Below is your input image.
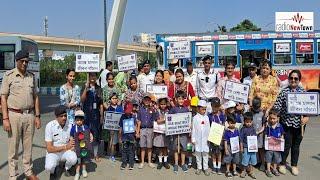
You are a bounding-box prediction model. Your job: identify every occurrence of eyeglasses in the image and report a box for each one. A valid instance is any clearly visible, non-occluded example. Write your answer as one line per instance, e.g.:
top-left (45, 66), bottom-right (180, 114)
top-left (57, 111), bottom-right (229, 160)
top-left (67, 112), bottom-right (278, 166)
top-left (289, 77), bottom-right (299, 81)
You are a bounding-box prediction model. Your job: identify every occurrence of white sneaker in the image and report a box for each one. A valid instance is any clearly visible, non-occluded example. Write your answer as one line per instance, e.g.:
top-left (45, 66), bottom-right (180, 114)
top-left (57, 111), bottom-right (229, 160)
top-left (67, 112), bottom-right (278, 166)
top-left (291, 166), bottom-right (299, 176)
top-left (148, 163), bottom-right (155, 169)
top-left (279, 165), bottom-right (287, 174)
top-left (82, 169), bottom-right (88, 178)
top-left (138, 163), bottom-right (144, 169)
top-left (74, 173), bottom-right (80, 180)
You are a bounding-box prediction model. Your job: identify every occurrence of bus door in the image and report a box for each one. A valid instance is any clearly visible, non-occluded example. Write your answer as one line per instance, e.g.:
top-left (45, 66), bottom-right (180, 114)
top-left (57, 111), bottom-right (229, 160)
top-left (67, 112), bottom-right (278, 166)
top-left (238, 39), bottom-right (273, 81)
top-left (239, 49), bottom-right (271, 80)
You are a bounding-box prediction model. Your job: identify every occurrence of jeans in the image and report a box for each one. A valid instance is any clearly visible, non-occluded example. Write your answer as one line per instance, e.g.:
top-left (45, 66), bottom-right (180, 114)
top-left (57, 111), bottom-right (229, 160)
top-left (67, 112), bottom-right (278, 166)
top-left (281, 125), bottom-right (303, 166)
top-left (122, 141), bottom-right (135, 167)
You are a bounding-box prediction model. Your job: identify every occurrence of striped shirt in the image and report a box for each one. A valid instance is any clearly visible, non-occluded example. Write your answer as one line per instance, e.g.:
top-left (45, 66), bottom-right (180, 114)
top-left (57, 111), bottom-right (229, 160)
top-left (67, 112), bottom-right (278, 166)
top-left (273, 86), bottom-right (304, 128)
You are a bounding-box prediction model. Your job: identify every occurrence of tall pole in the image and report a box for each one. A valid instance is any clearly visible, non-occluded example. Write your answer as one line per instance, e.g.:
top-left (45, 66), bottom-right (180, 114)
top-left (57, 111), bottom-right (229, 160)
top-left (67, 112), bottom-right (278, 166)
top-left (104, 0), bottom-right (108, 62)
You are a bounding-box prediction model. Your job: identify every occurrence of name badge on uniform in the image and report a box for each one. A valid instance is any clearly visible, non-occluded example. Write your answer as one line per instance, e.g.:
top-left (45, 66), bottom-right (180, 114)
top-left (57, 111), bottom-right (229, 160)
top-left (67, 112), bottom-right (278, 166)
top-left (93, 103), bottom-right (97, 109)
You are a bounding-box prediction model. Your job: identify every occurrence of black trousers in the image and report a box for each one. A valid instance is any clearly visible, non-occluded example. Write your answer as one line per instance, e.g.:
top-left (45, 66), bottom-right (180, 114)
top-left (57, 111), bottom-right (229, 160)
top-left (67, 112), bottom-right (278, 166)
top-left (122, 141), bottom-right (135, 167)
top-left (281, 125), bottom-right (303, 166)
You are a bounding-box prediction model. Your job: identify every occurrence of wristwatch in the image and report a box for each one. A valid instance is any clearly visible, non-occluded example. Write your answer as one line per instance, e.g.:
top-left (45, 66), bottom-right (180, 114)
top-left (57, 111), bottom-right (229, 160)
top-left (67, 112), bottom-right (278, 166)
top-left (35, 114), bottom-right (41, 118)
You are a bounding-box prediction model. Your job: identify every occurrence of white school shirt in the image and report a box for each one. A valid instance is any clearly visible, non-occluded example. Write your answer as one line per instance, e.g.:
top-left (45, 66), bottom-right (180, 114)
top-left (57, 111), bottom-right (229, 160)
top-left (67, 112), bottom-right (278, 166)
top-left (99, 69), bottom-right (110, 88)
top-left (192, 113), bottom-right (210, 152)
top-left (45, 120), bottom-right (72, 147)
top-left (243, 75), bottom-right (255, 87)
top-left (184, 70), bottom-right (198, 95)
top-left (138, 72), bottom-right (155, 93)
top-left (197, 68), bottom-right (221, 100)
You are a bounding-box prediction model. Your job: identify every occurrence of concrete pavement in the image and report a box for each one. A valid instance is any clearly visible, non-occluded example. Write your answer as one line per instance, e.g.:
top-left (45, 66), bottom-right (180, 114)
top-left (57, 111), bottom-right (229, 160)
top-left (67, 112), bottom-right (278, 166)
top-left (0, 95), bottom-right (319, 180)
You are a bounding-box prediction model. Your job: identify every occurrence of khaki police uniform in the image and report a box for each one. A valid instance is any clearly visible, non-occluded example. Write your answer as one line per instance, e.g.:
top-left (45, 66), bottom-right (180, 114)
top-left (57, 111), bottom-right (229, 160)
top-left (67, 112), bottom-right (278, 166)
top-left (44, 120), bottom-right (77, 174)
top-left (0, 68), bottom-right (37, 179)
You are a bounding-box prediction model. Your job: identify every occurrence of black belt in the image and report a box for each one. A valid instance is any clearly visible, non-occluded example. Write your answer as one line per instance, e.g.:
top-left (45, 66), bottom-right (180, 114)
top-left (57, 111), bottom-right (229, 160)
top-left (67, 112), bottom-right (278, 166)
top-left (8, 108), bottom-right (34, 114)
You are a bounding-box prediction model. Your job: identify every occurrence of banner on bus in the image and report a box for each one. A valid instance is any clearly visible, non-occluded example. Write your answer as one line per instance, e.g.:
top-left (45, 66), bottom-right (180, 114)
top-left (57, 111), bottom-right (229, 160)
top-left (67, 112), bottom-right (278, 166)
top-left (224, 81), bottom-right (250, 104)
top-left (287, 92), bottom-right (319, 115)
top-left (168, 41), bottom-right (191, 59)
top-left (165, 112), bottom-right (192, 136)
top-left (275, 12), bottom-right (314, 32)
top-left (117, 54), bottom-right (137, 72)
top-left (76, 54), bottom-right (100, 72)
top-left (275, 43), bottom-right (291, 53)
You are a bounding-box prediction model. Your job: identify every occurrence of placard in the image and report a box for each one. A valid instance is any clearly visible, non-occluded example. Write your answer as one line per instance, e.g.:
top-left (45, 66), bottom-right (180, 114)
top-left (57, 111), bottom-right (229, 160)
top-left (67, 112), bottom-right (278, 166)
top-left (153, 121), bottom-right (166, 134)
top-left (146, 84), bottom-right (168, 100)
top-left (117, 54), bottom-right (137, 71)
top-left (208, 122), bottom-right (225, 145)
top-left (264, 137), bottom-right (285, 152)
top-left (275, 43), bottom-right (291, 53)
top-left (230, 136), bottom-right (240, 154)
top-left (103, 112), bottom-right (122, 130)
top-left (168, 41), bottom-right (191, 59)
top-left (75, 54), bottom-right (100, 72)
top-left (197, 45), bottom-right (213, 55)
top-left (165, 112), bottom-right (192, 136)
top-left (247, 136), bottom-right (258, 152)
top-left (287, 92), bottom-right (319, 115)
top-left (224, 81), bottom-right (250, 104)
top-left (123, 118), bottom-right (135, 134)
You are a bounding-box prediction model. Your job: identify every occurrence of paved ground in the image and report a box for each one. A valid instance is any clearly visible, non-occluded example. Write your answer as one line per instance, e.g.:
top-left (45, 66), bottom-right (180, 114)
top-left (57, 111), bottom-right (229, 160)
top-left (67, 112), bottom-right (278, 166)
top-left (0, 95), bottom-right (319, 180)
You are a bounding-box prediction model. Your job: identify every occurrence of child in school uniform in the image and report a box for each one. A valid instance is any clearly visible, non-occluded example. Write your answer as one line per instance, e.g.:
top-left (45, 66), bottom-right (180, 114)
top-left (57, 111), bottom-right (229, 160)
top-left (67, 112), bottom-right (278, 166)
top-left (224, 114), bottom-right (241, 178)
top-left (131, 100), bottom-right (140, 162)
top-left (264, 109), bottom-right (284, 177)
top-left (192, 100), bottom-right (211, 176)
top-left (240, 112), bottom-right (257, 179)
top-left (70, 110), bottom-right (93, 180)
top-left (223, 100), bottom-right (236, 128)
top-left (119, 102), bottom-right (137, 170)
top-left (251, 97), bottom-right (266, 171)
top-left (105, 92), bottom-right (123, 162)
top-left (153, 98), bottom-right (170, 170)
top-left (137, 93), bottom-right (159, 169)
top-left (208, 97), bottom-right (225, 175)
top-left (168, 90), bottom-right (190, 173)
top-left (235, 102), bottom-right (244, 126)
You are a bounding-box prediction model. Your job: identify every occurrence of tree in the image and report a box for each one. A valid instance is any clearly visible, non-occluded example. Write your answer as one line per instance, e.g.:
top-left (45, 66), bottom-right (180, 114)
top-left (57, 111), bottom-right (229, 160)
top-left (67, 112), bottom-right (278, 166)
top-left (218, 25), bottom-right (227, 33)
top-left (230, 19), bottom-right (261, 32)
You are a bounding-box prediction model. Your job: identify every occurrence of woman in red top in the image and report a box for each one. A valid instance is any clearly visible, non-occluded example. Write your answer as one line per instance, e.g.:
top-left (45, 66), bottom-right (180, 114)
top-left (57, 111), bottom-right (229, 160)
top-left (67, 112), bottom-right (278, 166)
top-left (168, 68), bottom-right (196, 107)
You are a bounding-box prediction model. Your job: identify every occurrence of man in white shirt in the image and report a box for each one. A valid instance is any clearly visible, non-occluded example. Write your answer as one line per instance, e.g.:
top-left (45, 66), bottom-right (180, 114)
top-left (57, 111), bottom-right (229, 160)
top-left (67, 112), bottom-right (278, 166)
top-left (184, 60), bottom-right (198, 95)
top-left (45, 105), bottom-right (77, 179)
top-left (99, 61), bottom-right (113, 88)
top-left (242, 62), bottom-right (257, 87)
top-left (197, 55), bottom-right (221, 112)
top-left (137, 60), bottom-right (155, 92)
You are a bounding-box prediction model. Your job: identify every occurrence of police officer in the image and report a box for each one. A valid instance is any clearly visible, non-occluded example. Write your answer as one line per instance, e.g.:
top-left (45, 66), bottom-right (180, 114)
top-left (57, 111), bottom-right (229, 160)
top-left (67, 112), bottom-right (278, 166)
top-left (197, 55), bottom-right (221, 113)
top-left (45, 105), bottom-right (77, 179)
top-left (1, 50), bottom-right (41, 180)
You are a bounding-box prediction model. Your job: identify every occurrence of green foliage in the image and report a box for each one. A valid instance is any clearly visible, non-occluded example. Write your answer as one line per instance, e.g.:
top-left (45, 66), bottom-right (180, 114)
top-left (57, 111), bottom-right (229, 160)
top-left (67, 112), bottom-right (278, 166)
top-left (40, 54), bottom-right (87, 87)
top-left (230, 19), bottom-right (261, 32)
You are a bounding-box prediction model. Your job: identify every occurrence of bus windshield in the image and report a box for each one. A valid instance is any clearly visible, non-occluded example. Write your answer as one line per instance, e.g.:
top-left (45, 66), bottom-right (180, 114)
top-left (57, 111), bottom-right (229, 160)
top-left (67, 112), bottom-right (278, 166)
top-left (21, 40), bottom-right (39, 62)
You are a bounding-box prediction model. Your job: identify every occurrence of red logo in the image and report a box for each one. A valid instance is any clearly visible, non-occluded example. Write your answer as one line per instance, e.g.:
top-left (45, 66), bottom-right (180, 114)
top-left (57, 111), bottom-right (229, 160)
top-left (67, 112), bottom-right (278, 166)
top-left (291, 13), bottom-right (304, 23)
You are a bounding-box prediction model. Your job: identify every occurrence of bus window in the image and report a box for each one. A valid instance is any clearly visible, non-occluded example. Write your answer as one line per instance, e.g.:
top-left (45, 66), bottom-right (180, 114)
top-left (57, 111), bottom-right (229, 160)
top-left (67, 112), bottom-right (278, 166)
top-left (195, 42), bottom-right (214, 67)
top-left (0, 44), bottom-right (15, 70)
top-left (218, 43), bottom-right (237, 67)
top-left (296, 41), bottom-right (314, 64)
top-left (21, 40), bottom-right (39, 62)
top-left (273, 42), bottom-right (292, 64)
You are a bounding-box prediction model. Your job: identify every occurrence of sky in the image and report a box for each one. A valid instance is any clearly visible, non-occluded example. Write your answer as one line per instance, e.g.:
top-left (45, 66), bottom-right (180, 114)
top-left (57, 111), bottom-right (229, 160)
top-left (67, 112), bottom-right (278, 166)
top-left (0, 0), bottom-right (319, 43)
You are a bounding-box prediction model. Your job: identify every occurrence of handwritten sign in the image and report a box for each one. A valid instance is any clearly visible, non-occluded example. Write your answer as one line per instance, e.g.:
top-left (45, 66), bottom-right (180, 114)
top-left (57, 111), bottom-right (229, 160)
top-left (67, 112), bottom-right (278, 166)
top-left (76, 54), bottom-right (100, 72)
top-left (153, 121), bottom-right (166, 134)
top-left (103, 112), bottom-right (122, 130)
top-left (123, 118), bottom-right (135, 134)
top-left (146, 84), bottom-right (168, 100)
top-left (247, 136), bottom-right (258, 152)
top-left (230, 136), bottom-right (240, 154)
top-left (165, 112), bottom-right (192, 136)
top-left (117, 54), bottom-right (137, 72)
top-left (287, 92), bottom-right (319, 115)
top-left (224, 81), bottom-right (250, 104)
top-left (208, 122), bottom-right (225, 145)
top-left (168, 41), bottom-right (191, 59)
top-left (264, 137), bottom-right (285, 152)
